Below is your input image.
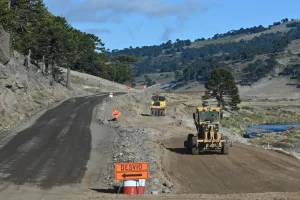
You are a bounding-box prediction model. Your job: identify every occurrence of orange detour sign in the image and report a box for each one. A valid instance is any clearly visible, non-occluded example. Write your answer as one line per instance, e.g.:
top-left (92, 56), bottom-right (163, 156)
top-left (115, 162), bottom-right (149, 181)
top-left (112, 109), bottom-right (121, 119)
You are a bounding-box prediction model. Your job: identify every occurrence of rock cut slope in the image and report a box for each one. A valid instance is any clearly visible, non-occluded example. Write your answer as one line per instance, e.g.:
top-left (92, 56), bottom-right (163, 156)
top-left (0, 50), bottom-right (132, 133)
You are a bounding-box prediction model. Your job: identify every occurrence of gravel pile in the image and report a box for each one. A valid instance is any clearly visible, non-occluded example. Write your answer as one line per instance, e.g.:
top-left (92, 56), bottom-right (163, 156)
top-left (221, 128), bottom-right (249, 145)
top-left (94, 101), bottom-right (173, 194)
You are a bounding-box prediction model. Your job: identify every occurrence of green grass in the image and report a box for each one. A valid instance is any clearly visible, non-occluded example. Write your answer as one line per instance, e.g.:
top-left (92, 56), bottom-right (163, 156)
top-left (189, 22), bottom-right (293, 49)
top-left (135, 72), bottom-right (175, 86)
top-left (249, 130), bottom-right (300, 148)
top-left (222, 105), bottom-right (300, 134)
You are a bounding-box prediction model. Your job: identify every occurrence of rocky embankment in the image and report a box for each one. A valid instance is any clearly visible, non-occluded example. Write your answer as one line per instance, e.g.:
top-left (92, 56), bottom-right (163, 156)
top-left (0, 26), bottom-right (127, 133)
top-left (93, 97), bottom-right (173, 194)
top-left (0, 53), bottom-right (90, 132)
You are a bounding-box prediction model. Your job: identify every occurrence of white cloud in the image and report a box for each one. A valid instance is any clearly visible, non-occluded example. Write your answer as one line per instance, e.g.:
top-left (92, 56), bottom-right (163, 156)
top-left (44, 0), bottom-right (211, 43)
top-left (84, 28), bottom-right (111, 34)
top-left (45, 0), bottom-right (208, 24)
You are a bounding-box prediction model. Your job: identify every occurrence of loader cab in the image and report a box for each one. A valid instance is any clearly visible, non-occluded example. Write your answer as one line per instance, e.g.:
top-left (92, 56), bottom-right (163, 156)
top-left (151, 95), bottom-right (165, 102)
top-left (150, 95), bottom-right (167, 116)
top-left (151, 95), bottom-right (166, 106)
top-left (194, 107), bottom-right (222, 124)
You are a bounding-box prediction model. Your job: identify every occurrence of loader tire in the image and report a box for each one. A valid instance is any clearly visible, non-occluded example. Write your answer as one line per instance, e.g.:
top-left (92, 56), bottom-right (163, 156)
top-left (198, 142), bottom-right (205, 154)
top-left (191, 136), bottom-right (199, 155)
top-left (221, 136), bottom-right (229, 155)
top-left (151, 110), bottom-right (154, 116)
top-left (159, 110), bottom-right (163, 116)
top-left (192, 148), bottom-right (199, 155)
top-left (187, 134), bottom-right (194, 153)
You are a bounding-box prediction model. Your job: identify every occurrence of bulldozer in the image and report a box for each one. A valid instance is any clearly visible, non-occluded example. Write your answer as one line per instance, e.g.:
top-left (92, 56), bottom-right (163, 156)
top-left (150, 95), bottom-right (166, 116)
top-left (184, 106), bottom-right (230, 155)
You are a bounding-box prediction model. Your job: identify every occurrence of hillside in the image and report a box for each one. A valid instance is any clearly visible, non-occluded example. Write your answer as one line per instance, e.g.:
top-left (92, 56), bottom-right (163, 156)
top-left (0, 49), bottom-right (129, 133)
top-left (0, 0), bottom-right (135, 85)
top-left (0, 1), bottom-right (134, 132)
top-left (112, 18), bottom-right (300, 90)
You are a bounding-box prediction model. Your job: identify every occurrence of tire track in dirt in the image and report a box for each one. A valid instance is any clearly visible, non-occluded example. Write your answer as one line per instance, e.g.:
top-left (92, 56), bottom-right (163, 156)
top-left (226, 155), bottom-right (283, 191)
top-left (163, 137), bottom-right (300, 194)
top-left (198, 156), bottom-right (235, 193)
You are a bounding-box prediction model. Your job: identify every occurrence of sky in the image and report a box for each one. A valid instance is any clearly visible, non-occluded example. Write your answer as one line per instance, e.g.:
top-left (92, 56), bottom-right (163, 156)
top-left (44, 0), bottom-right (300, 50)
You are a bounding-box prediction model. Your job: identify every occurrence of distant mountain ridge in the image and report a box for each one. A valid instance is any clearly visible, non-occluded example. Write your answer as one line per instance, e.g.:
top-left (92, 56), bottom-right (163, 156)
top-left (111, 18), bottom-right (300, 88)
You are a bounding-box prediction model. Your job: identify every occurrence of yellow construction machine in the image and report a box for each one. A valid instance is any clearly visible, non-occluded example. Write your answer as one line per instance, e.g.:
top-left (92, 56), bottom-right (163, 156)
top-left (184, 106), bottom-right (230, 155)
top-left (150, 95), bottom-right (166, 116)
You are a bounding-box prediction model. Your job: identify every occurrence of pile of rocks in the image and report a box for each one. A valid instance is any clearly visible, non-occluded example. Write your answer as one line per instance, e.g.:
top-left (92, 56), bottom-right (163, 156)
top-left (94, 101), bottom-right (173, 194)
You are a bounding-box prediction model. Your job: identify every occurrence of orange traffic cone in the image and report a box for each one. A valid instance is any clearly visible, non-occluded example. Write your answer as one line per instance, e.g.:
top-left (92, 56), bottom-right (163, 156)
top-left (112, 109), bottom-right (121, 120)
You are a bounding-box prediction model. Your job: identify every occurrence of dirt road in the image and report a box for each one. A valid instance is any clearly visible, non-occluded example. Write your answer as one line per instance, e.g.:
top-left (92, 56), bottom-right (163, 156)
top-left (1, 92), bottom-right (300, 200)
top-left (117, 94), bottom-right (300, 196)
top-left (164, 137), bottom-right (300, 194)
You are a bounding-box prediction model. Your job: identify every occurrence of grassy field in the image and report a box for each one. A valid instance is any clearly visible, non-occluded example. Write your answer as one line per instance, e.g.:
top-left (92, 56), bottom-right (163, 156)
top-left (134, 72), bottom-right (175, 88)
top-left (221, 99), bottom-right (300, 149)
top-left (189, 22), bottom-right (294, 48)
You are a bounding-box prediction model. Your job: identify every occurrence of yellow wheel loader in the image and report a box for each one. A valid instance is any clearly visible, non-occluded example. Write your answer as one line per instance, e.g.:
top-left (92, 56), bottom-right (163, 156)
top-left (184, 107), bottom-right (230, 155)
top-left (150, 95), bottom-right (166, 116)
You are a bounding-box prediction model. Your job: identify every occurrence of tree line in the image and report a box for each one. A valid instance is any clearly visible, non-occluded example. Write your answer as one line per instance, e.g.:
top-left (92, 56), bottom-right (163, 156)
top-left (113, 18), bottom-right (295, 58)
top-left (114, 19), bottom-right (300, 84)
top-left (111, 18), bottom-right (300, 84)
top-left (0, 0), bottom-right (137, 84)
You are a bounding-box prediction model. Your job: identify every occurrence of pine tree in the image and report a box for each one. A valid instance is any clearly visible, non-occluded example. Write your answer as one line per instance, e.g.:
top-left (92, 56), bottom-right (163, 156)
top-left (202, 68), bottom-right (241, 111)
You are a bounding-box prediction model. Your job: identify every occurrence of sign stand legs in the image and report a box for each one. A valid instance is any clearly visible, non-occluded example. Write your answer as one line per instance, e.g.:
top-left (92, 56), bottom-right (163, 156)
top-left (117, 185), bottom-right (122, 194)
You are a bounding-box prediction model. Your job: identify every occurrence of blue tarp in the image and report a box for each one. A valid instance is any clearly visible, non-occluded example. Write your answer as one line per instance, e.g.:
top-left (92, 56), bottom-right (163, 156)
top-left (243, 123), bottom-right (300, 138)
top-left (248, 123), bottom-right (300, 132)
top-left (243, 132), bottom-right (258, 138)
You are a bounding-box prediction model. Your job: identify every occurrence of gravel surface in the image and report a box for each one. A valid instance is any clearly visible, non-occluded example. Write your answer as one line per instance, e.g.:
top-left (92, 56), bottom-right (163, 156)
top-left (93, 99), bottom-right (172, 194)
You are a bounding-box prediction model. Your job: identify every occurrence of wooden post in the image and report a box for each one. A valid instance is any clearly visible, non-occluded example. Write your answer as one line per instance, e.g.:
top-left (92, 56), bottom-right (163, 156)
top-left (28, 49), bottom-right (31, 67)
top-left (66, 67), bottom-right (71, 89)
top-left (25, 49), bottom-right (31, 69)
top-left (41, 55), bottom-right (45, 75)
top-left (51, 62), bottom-right (56, 86)
top-left (6, 1), bottom-right (12, 55)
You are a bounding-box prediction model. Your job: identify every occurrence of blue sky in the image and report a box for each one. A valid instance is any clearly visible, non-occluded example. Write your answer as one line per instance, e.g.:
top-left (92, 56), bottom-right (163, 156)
top-left (44, 0), bottom-right (300, 50)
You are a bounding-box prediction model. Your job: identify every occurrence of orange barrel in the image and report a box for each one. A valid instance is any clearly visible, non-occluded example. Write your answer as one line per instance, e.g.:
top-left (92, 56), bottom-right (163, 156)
top-left (123, 179), bottom-right (145, 195)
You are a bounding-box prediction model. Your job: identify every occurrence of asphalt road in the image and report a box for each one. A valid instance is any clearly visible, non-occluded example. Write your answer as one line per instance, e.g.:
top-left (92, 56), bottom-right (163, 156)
top-left (0, 94), bottom-right (110, 189)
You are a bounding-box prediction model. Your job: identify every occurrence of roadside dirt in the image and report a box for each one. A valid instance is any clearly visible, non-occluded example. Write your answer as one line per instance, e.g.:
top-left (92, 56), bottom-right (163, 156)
top-left (164, 138), bottom-right (300, 194)
top-left (1, 92), bottom-right (300, 200)
top-left (109, 93), bottom-right (300, 197)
